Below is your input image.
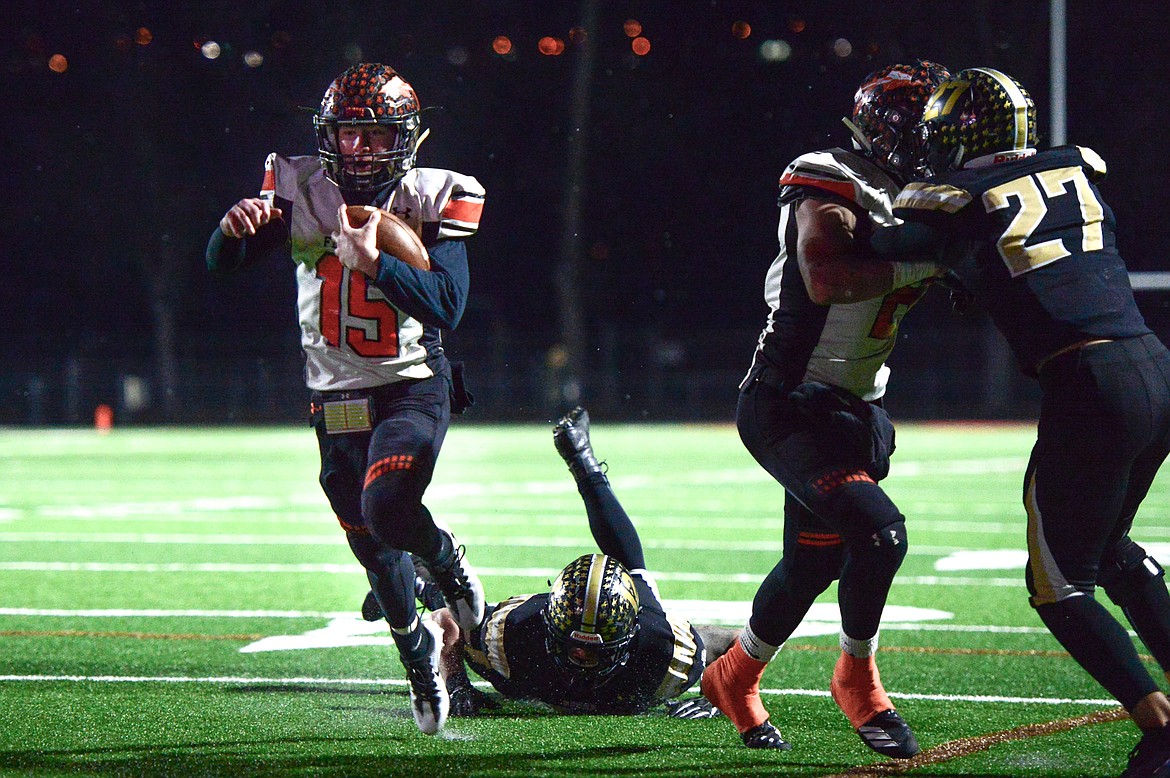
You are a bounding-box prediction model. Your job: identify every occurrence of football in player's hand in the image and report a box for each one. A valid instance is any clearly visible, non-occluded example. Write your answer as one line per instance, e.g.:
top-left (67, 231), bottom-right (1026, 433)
top-left (345, 205), bottom-right (430, 270)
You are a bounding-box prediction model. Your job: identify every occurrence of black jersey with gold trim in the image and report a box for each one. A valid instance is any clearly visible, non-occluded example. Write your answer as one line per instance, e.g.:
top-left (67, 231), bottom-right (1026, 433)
top-left (464, 572), bottom-right (703, 714)
top-left (892, 145), bottom-right (1150, 374)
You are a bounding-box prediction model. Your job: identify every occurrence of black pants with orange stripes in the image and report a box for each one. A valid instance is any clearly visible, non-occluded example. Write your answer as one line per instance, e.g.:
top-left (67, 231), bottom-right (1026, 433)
top-left (311, 371), bottom-right (451, 633)
top-left (1026, 333), bottom-right (1170, 710)
top-left (737, 365), bottom-right (907, 648)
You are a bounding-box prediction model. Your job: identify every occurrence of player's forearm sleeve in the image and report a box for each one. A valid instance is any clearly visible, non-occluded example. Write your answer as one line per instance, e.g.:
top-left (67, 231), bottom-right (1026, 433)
top-left (373, 239), bottom-right (469, 329)
top-left (206, 228), bottom-right (246, 276)
top-left (870, 222), bottom-right (945, 263)
top-left (205, 220), bottom-right (286, 276)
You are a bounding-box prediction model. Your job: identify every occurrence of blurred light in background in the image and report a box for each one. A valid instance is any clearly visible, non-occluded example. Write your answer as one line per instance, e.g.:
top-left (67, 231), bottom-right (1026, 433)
top-left (492, 35), bottom-right (512, 55)
top-left (538, 36), bottom-right (565, 55)
top-left (623, 19), bottom-right (642, 38)
top-left (632, 36), bottom-right (650, 55)
top-left (759, 39), bottom-right (792, 62)
top-left (569, 26), bottom-right (587, 45)
top-left (732, 21), bottom-right (752, 40)
top-left (243, 50), bottom-right (263, 68)
top-left (200, 41), bottom-right (221, 59)
top-left (832, 38), bottom-right (853, 57)
top-left (48, 54), bottom-right (68, 73)
top-left (446, 45), bottom-right (469, 66)
top-left (135, 27), bottom-right (152, 46)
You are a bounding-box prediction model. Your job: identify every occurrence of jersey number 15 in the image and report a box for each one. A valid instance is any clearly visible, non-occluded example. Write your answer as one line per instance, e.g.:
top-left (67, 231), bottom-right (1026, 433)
top-left (316, 255), bottom-right (400, 358)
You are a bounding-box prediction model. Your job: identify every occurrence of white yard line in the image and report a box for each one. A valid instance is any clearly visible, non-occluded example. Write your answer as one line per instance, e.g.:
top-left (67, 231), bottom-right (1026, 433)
top-left (0, 672), bottom-right (1117, 707)
top-left (0, 561), bottom-right (1023, 585)
top-left (0, 531), bottom-right (964, 556)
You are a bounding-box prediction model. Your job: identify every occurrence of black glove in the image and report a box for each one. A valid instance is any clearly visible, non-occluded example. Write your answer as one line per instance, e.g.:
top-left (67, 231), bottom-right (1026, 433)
top-left (447, 674), bottom-right (501, 716)
top-left (935, 269), bottom-right (975, 315)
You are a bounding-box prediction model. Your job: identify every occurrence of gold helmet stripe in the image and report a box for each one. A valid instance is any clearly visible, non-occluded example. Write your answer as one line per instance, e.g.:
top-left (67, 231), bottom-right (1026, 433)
top-left (971, 67), bottom-right (1030, 150)
top-left (580, 554), bottom-right (607, 633)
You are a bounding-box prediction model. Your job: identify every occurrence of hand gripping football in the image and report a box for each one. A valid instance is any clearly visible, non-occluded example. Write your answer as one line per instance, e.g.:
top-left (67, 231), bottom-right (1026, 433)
top-left (345, 205), bottom-right (430, 270)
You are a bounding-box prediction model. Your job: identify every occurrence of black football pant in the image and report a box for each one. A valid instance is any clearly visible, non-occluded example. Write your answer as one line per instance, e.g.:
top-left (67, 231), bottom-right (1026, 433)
top-left (313, 372), bottom-right (451, 636)
top-left (737, 369), bottom-right (907, 648)
top-left (1027, 334), bottom-right (1170, 710)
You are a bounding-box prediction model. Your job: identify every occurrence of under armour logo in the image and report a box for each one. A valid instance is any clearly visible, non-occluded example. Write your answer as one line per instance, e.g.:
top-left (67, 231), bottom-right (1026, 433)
top-left (391, 205), bottom-right (413, 220)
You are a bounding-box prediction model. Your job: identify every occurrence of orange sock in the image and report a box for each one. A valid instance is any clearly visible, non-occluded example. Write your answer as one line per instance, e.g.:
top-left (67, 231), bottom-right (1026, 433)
top-left (701, 639), bottom-right (770, 733)
top-left (830, 651), bottom-right (893, 729)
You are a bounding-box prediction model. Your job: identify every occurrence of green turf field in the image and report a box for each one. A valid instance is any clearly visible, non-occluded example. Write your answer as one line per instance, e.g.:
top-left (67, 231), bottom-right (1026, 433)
top-left (1, 421), bottom-right (1167, 776)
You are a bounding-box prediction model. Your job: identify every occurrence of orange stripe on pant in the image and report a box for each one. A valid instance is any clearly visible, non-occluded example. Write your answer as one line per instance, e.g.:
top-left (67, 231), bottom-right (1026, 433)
top-left (798, 531), bottom-right (843, 547)
top-left (810, 469), bottom-right (875, 496)
top-left (364, 454), bottom-right (415, 488)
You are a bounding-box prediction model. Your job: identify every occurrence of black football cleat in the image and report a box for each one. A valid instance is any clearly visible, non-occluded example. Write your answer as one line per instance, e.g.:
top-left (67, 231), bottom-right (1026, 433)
top-left (410, 553), bottom-right (448, 612)
top-left (1122, 726), bottom-right (1170, 778)
top-left (553, 406), bottom-right (603, 480)
top-left (856, 709), bottom-right (920, 759)
top-left (741, 720), bottom-right (792, 750)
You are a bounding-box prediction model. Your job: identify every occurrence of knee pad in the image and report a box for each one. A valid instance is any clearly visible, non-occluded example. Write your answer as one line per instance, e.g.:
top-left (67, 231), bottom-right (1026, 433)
top-left (361, 464), bottom-right (431, 552)
top-left (820, 481), bottom-right (907, 561)
top-left (857, 518), bottom-right (908, 573)
top-left (1101, 540), bottom-right (1165, 608)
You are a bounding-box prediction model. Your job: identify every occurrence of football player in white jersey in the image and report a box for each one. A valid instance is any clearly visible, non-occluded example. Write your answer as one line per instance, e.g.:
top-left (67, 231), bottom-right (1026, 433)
top-left (700, 61), bottom-right (950, 756)
top-left (206, 63), bottom-right (486, 736)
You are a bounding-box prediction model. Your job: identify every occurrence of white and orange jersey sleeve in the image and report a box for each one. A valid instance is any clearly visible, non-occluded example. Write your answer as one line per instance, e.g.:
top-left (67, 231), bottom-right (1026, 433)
top-left (386, 168), bottom-right (485, 245)
top-left (778, 148), bottom-right (901, 228)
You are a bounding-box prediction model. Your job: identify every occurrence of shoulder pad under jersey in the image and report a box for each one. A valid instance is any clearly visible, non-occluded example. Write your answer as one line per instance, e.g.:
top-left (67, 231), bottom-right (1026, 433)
top-left (394, 168), bottom-right (485, 241)
top-left (259, 154), bottom-right (322, 203)
top-left (779, 148), bottom-right (900, 215)
top-left (893, 179), bottom-right (974, 215)
top-left (1074, 145), bottom-right (1108, 182)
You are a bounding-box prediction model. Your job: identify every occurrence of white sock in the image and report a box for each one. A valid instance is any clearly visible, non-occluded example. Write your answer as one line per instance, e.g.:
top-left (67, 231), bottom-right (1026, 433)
top-left (739, 621), bottom-right (782, 663)
top-left (839, 629), bottom-right (879, 658)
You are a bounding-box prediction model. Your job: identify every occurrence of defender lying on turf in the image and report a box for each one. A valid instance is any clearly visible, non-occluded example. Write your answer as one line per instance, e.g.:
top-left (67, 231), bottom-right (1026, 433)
top-left (365, 407), bottom-right (738, 717)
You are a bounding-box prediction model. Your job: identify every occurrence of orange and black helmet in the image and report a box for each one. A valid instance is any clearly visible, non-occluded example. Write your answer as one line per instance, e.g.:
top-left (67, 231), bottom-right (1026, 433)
top-left (845, 60), bottom-right (952, 179)
top-left (313, 63), bottom-right (422, 194)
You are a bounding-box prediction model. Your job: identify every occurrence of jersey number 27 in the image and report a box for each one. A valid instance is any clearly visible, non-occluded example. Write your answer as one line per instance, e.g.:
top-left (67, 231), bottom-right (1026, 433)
top-left (982, 166), bottom-right (1105, 278)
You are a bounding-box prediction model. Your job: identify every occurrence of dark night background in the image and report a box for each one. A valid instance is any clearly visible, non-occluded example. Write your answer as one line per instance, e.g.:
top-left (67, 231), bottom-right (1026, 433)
top-left (5, 0), bottom-right (1169, 425)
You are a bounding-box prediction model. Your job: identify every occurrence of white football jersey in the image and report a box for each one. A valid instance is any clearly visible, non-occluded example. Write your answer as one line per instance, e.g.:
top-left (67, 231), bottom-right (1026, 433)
top-left (749, 148), bottom-right (929, 401)
top-left (259, 154), bottom-right (484, 391)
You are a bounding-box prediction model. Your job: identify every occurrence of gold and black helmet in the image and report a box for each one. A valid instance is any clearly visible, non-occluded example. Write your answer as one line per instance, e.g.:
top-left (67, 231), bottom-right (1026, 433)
top-left (920, 67), bottom-right (1037, 174)
top-left (543, 554), bottom-right (640, 678)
